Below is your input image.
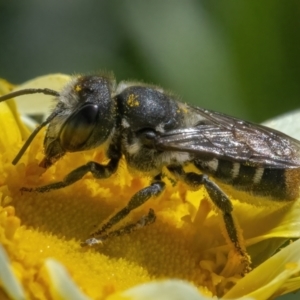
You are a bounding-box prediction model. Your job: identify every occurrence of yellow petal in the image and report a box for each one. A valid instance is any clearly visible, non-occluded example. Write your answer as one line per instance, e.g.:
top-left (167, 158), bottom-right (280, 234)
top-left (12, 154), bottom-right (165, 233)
top-left (0, 81), bottom-right (22, 151)
top-left (12, 74), bottom-right (70, 116)
top-left (0, 78), bottom-right (29, 141)
top-left (224, 239), bottom-right (300, 299)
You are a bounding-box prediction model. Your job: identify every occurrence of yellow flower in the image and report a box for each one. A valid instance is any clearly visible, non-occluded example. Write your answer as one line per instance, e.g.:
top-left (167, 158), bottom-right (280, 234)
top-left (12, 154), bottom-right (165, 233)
top-left (1, 75), bottom-right (300, 300)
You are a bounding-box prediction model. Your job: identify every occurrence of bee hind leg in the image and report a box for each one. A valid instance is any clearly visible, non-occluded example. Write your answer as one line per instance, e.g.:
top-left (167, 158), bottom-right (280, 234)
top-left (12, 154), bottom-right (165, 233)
top-left (167, 165), bottom-right (251, 274)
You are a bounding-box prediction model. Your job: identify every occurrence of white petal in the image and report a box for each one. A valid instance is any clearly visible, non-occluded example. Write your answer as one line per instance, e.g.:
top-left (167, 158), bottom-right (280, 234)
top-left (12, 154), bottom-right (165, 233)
top-left (0, 245), bottom-right (25, 300)
top-left (45, 259), bottom-right (91, 300)
top-left (119, 280), bottom-right (218, 300)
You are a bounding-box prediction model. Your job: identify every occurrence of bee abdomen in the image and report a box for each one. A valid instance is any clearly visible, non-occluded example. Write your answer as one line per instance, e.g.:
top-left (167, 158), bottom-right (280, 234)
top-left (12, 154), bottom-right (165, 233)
top-left (195, 159), bottom-right (300, 201)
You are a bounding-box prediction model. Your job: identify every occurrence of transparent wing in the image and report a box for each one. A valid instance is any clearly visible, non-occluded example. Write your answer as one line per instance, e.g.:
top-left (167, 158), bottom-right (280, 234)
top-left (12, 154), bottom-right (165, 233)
top-left (155, 107), bottom-right (300, 168)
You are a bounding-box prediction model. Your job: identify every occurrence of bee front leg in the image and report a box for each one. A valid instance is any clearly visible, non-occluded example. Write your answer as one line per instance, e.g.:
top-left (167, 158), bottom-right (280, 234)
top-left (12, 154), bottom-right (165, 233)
top-left (20, 158), bottom-right (119, 193)
top-left (168, 165), bottom-right (251, 274)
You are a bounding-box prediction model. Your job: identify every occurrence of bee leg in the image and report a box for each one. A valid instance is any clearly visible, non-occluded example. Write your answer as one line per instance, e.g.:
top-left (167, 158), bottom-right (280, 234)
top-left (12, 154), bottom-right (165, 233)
top-left (168, 165), bottom-right (251, 273)
top-left (89, 175), bottom-right (165, 238)
top-left (20, 158), bottom-right (119, 193)
top-left (82, 208), bottom-right (156, 247)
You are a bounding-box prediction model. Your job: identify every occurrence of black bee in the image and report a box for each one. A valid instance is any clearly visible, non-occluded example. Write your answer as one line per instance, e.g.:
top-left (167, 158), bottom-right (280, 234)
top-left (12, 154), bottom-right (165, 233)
top-left (1, 74), bottom-right (300, 272)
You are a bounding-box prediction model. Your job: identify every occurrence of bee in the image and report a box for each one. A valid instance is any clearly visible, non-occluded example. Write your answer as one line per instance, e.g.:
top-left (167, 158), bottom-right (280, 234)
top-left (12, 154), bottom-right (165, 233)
top-left (1, 74), bottom-right (300, 273)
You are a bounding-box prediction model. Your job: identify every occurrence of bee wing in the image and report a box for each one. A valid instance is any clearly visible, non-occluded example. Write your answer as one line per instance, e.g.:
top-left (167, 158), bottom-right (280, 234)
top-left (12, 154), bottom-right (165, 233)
top-left (155, 107), bottom-right (300, 168)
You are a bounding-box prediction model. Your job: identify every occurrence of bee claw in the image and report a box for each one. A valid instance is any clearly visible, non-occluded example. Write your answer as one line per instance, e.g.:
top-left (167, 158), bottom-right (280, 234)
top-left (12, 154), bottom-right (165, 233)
top-left (20, 187), bottom-right (33, 193)
top-left (81, 238), bottom-right (103, 247)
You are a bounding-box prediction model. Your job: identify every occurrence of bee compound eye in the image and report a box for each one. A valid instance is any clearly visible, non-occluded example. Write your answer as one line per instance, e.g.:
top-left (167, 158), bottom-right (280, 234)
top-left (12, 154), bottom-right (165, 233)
top-left (60, 104), bottom-right (99, 151)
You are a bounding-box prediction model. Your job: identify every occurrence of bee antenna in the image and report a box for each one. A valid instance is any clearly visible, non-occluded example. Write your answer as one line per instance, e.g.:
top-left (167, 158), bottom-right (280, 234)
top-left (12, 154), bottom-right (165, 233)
top-left (12, 110), bottom-right (59, 165)
top-left (0, 87), bottom-right (61, 165)
top-left (0, 88), bottom-right (60, 102)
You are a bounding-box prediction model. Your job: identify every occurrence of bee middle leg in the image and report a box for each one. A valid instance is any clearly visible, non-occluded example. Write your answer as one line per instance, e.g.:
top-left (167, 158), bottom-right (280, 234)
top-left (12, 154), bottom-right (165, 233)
top-left (87, 174), bottom-right (165, 240)
top-left (167, 165), bottom-right (251, 272)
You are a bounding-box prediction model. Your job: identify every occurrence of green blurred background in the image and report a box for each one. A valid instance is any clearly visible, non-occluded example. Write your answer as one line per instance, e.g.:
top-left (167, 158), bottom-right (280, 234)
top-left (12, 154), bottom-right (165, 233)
top-left (1, 0), bottom-right (300, 123)
top-left (0, 1), bottom-right (299, 298)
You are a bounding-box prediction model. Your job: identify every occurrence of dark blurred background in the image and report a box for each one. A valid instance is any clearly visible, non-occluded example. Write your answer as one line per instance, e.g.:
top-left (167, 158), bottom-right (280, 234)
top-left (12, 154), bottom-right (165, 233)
top-left (0, 0), bottom-right (300, 122)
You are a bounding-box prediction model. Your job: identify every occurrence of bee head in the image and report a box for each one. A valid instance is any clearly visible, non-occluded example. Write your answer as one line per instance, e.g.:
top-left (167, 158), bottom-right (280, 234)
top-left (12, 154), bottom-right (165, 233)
top-left (41, 75), bottom-right (117, 168)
